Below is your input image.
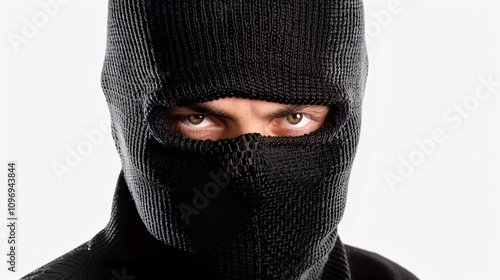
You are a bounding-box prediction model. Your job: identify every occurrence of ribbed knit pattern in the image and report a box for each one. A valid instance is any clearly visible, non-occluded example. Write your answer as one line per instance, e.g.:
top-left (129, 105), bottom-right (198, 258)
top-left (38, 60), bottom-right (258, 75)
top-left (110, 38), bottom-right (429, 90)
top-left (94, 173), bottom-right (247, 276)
top-left (19, 1), bottom-right (421, 279)
top-left (21, 173), bottom-right (419, 279)
top-left (20, 244), bottom-right (96, 280)
top-left (99, 1), bottom-right (367, 279)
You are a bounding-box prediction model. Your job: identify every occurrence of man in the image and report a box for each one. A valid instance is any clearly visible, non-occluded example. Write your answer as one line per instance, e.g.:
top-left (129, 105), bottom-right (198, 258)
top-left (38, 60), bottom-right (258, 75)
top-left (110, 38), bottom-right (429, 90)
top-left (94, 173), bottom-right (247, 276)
top-left (23, 0), bottom-right (418, 279)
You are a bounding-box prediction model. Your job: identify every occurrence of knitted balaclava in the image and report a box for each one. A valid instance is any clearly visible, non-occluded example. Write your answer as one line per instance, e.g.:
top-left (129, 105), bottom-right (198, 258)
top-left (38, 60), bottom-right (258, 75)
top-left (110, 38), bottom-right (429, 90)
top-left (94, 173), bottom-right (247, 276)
top-left (101, 0), bottom-right (367, 279)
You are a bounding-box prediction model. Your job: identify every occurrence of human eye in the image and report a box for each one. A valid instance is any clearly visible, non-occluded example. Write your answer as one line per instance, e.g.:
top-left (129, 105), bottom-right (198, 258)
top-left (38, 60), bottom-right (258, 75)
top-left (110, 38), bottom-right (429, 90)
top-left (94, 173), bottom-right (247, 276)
top-left (270, 112), bottom-right (318, 137)
top-left (184, 114), bottom-right (213, 128)
top-left (165, 113), bottom-right (217, 133)
top-left (163, 109), bottom-right (224, 140)
top-left (284, 113), bottom-right (311, 128)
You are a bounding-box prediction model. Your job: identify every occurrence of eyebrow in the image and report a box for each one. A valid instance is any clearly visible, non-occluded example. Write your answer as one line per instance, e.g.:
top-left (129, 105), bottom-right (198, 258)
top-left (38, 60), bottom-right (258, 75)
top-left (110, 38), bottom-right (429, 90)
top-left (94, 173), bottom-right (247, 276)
top-left (182, 103), bottom-right (314, 121)
top-left (183, 103), bottom-right (235, 120)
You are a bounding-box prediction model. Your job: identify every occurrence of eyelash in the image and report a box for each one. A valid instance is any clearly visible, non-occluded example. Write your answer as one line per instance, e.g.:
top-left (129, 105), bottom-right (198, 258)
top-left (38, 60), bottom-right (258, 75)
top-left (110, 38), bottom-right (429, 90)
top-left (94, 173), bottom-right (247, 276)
top-left (179, 113), bottom-right (315, 125)
top-left (164, 112), bottom-right (319, 137)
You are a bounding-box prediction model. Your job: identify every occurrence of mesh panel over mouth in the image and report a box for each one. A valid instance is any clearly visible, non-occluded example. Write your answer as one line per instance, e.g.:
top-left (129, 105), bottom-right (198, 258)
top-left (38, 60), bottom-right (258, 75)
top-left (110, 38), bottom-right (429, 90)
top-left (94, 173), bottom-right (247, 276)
top-left (140, 117), bottom-right (354, 278)
top-left (100, 1), bottom-right (367, 278)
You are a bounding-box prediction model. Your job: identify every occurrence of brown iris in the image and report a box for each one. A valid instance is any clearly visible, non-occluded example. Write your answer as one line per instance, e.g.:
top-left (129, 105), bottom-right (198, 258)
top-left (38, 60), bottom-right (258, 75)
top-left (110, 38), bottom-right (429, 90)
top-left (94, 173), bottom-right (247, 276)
top-left (187, 114), bottom-right (205, 125)
top-left (286, 113), bottom-right (303, 125)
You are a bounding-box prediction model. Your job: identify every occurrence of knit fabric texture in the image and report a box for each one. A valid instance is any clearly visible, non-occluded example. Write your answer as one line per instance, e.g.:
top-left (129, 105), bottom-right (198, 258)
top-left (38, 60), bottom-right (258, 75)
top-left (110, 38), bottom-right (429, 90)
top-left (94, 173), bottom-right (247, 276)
top-left (100, 0), bottom-right (366, 278)
top-left (22, 172), bottom-right (419, 279)
top-left (21, 0), bottom-right (417, 279)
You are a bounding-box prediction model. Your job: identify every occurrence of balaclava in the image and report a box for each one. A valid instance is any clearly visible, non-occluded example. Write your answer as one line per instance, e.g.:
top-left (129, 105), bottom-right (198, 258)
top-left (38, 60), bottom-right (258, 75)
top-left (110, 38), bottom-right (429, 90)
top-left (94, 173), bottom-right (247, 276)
top-left (101, 0), bottom-right (368, 279)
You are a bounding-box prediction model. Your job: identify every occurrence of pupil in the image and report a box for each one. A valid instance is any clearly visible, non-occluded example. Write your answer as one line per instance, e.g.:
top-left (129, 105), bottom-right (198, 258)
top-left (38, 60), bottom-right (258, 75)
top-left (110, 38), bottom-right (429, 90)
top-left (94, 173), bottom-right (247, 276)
top-left (188, 115), bottom-right (204, 125)
top-left (287, 113), bottom-right (303, 124)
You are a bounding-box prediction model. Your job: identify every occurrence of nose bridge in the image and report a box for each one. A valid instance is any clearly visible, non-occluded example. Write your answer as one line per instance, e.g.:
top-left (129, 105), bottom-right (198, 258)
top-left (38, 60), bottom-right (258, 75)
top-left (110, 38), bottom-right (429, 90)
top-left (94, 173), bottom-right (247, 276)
top-left (234, 124), bottom-right (267, 138)
top-left (226, 113), bottom-right (272, 138)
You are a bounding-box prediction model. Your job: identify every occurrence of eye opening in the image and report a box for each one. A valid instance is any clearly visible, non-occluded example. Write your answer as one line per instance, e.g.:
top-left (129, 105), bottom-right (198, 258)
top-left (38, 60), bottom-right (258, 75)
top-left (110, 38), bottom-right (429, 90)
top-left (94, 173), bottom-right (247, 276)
top-left (148, 100), bottom-right (350, 145)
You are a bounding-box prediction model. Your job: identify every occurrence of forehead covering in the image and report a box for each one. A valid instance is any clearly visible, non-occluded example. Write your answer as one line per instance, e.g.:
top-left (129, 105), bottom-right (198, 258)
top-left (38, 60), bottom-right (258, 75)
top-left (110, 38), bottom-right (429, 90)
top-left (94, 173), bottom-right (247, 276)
top-left (100, 1), bottom-right (367, 279)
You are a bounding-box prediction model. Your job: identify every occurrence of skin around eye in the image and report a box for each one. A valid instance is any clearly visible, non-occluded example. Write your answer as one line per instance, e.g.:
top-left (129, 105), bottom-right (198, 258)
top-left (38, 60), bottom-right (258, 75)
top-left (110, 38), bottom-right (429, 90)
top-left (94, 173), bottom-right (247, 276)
top-left (184, 113), bottom-right (311, 128)
top-left (168, 113), bottom-right (315, 138)
top-left (163, 98), bottom-right (330, 140)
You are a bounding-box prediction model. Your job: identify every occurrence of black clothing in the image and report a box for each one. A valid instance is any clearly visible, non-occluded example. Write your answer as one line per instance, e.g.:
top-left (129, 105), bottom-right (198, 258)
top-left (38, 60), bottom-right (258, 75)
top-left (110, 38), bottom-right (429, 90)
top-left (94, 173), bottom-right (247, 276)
top-left (24, 0), bottom-right (419, 278)
top-left (22, 173), bottom-right (419, 279)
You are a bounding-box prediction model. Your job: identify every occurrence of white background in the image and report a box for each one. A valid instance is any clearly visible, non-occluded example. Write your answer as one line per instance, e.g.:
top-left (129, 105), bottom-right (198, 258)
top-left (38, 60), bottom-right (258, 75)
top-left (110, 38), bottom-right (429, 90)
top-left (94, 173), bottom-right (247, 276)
top-left (1, 1), bottom-right (499, 279)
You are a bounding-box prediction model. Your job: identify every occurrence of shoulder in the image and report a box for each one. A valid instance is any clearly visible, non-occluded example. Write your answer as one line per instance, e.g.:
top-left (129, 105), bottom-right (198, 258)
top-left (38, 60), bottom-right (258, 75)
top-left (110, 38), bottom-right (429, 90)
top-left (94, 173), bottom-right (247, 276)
top-left (20, 242), bottom-right (99, 280)
top-left (344, 244), bottom-right (420, 280)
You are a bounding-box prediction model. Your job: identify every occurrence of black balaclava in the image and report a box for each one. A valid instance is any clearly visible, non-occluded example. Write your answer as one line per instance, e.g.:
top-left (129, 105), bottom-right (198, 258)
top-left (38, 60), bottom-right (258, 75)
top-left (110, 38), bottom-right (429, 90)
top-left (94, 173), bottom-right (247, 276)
top-left (101, 0), bottom-right (367, 279)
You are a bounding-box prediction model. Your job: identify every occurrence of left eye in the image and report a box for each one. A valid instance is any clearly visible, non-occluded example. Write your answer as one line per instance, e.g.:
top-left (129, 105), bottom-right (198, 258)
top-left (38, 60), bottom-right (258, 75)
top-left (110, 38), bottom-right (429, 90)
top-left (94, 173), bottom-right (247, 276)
top-left (285, 113), bottom-right (310, 127)
top-left (185, 114), bottom-right (212, 128)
